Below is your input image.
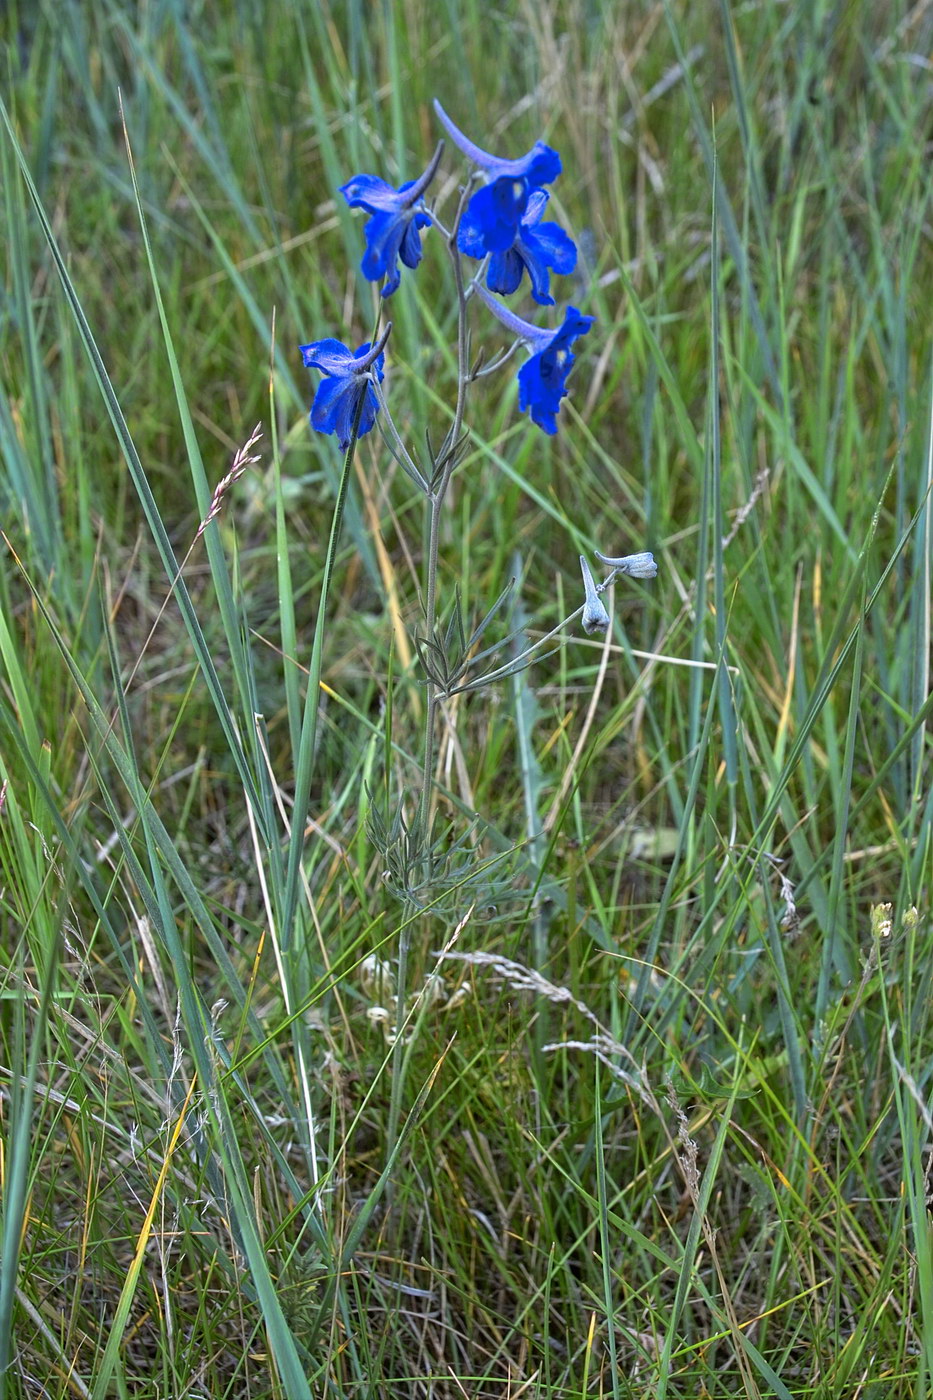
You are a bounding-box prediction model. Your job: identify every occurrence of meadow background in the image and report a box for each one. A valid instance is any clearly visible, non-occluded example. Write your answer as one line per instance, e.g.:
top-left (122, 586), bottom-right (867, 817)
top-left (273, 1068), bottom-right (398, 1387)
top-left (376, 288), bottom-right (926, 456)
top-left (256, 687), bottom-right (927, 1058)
top-left (2, 1), bottom-right (933, 1396)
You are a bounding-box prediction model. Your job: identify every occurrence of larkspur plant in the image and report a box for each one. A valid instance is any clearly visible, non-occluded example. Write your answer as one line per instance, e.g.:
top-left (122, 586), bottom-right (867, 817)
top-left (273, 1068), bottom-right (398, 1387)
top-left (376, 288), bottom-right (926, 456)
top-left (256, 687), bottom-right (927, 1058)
top-left (299, 101), bottom-right (657, 1146)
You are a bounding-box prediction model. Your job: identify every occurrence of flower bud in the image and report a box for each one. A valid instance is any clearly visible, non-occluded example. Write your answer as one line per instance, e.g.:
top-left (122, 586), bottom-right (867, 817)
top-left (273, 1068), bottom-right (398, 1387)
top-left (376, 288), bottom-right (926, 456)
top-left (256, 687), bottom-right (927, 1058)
top-left (580, 555), bottom-right (611, 635)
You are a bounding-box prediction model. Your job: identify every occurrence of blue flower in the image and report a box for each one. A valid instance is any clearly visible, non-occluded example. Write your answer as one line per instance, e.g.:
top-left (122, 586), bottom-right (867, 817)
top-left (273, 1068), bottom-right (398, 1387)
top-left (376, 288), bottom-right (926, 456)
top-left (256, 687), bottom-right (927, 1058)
top-left (474, 285), bottom-right (595, 434)
top-left (298, 327), bottom-right (390, 451)
top-left (460, 190), bottom-right (576, 306)
top-left (517, 306), bottom-right (594, 434)
top-left (340, 144), bottom-right (442, 297)
top-left (434, 100), bottom-right (562, 257)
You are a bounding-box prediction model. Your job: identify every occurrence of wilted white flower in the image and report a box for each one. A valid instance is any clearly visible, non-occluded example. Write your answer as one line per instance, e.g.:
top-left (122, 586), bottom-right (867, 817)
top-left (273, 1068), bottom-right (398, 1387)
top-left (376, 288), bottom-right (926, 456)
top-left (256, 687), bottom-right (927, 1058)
top-left (419, 972), bottom-right (448, 1007)
top-left (594, 548), bottom-right (658, 578)
top-left (579, 555), bottom-right (611, 635)
top-left (358, 954), bottom-right (396, 1002)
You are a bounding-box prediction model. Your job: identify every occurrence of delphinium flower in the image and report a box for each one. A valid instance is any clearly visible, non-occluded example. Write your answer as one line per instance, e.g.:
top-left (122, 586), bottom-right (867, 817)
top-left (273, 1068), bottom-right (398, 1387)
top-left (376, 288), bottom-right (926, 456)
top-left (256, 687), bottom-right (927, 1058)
top-left (473, 283), bottom-right (594, 434)
top-left (595, 548), bottom-right (658, 578)
top-left (579, 555), bottom-right (611, 635)
top-left (340, 143), bottom-right (443, 297)
top-left (459, 188), bottom-right (576, 306)
top-left (299, 324), bottom-right (391, 451)
top-left (433, 100), bottom-right (575, 304)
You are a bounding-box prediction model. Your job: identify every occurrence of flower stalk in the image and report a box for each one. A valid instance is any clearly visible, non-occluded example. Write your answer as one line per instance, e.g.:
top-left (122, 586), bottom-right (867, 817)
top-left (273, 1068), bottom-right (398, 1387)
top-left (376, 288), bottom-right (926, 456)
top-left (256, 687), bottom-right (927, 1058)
top-left (296, 102), bottom-right (659, 1184)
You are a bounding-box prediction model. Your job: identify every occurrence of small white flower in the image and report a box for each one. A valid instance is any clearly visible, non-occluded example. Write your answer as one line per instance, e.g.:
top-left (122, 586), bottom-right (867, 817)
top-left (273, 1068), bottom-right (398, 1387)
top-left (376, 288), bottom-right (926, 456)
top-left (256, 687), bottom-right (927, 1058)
top-left (580, 555), bottom-right (611, 635)
top-left (595, 548), bottom-right (658, 578)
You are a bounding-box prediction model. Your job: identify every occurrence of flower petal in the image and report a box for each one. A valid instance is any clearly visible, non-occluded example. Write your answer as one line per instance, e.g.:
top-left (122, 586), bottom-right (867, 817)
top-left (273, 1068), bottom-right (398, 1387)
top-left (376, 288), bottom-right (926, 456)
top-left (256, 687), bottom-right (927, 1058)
top-left (549, 305), bottom-right (595, 353)
top-left (299, 338), bottom-right (356, 374)
top-left (399, 211), bottom-right (431, 270)
top-left (360, 209), bottom-right (409, 286)
top-left (459, 175), bottom-right (530, 255)
top-left (455, 203), bottom-right (486, 259)
top-left (523, 189), bottom-right (550, 225)
top-left (486, 247), bottom-right (525, 297)
top-left (314, 374), bottom-right (381, 451)
top-left (339, 379), bottom-right (380, 447)
top-left (509, 211), bottom-right (580, 307)
top-left (340, 173), bottom-right (405, 213)
top-left (517, 354), bottom-right (563, 433)
top-left (522, 220), bottom-right (577, 295)
top-left (310, 374), bottom-right (354, 439)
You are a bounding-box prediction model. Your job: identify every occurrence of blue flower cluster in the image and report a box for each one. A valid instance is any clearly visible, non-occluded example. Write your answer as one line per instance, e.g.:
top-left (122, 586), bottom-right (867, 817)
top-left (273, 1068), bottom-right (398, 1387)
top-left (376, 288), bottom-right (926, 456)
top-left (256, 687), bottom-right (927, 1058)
top-left (432, 102), bottom-right (573, 307)
top-left (300, 102), bottom-right (592, 446)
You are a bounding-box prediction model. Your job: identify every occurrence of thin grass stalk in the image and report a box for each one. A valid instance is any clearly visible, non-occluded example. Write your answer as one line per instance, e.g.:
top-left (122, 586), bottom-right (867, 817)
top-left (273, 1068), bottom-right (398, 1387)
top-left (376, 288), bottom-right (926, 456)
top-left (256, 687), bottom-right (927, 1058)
top-left (715, 0), bottom-right (771, 276)
top-left (87, 1077), bottom-right (198, 1400)
top-left (656, 1074), bottom-right (751, 1397)
top-left (593, 1062), bottom-right (621, 1400)
top-left (65, 645), bottom-right (315, 1396)
top-left (624, 665), bottom-right (719, 1036)
top-left (756, 469), bottom-right (913, 909)
top-left (119, 105), bottom-right (278, 845)
top-left (0, 93), bottom-right (269, 827)
top-left (12, 568), bottom-right (299, 1112)
top-left (0, 125), bottom-right (59, 582)
top-left (509, 580), bottom-right (551, 1059)
top-left (758, 863), bottom-right (809, 1125)
top-left (0, 897), bottom-right (61, 1397)
top-left (269, 334), bottom-right (303, 762)
top-left (910, 360), bottom-right (933, 803)
top-left (662, 0), bottom-right (781, 408)
top-left (884, 1005), bottom-right (933, 1390)
top-left (710, 157), bottom-right (739, 824)
top-left (817, 584), bottom-right (867, 1024)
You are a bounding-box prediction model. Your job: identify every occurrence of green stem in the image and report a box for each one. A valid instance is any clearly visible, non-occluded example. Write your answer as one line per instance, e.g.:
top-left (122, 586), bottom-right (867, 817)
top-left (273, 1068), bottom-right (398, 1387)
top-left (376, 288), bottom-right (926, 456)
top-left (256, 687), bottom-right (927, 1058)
top-left (386, 201), bottom-right (473, 1171)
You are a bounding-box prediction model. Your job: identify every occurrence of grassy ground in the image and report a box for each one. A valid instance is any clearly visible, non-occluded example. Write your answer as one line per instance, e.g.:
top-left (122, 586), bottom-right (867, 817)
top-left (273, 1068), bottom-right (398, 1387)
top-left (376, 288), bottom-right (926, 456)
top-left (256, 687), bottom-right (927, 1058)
top-left (2, 1), bottom-right (933, 1395)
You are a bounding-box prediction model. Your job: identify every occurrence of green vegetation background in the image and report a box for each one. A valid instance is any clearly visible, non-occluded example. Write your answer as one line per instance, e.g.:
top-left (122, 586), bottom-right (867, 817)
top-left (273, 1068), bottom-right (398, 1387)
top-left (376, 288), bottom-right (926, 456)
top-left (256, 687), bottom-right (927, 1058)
top-left (2, 1), bottom-right (933, 1396)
